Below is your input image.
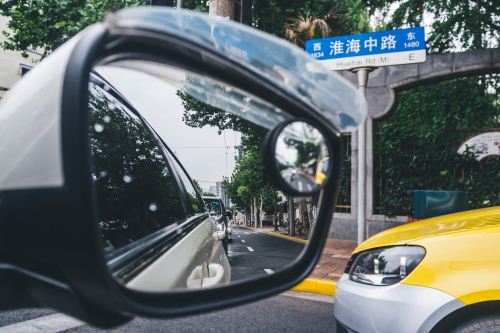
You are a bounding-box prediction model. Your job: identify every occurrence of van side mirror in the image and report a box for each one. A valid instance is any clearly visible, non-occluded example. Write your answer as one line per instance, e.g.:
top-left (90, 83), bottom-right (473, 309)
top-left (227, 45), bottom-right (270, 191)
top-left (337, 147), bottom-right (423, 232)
top-left (0, 7), bottom-right (365, 327)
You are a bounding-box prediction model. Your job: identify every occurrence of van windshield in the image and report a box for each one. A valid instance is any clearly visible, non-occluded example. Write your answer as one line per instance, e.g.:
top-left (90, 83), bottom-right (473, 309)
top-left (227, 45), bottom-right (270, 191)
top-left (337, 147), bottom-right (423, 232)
top-left (203, 198), bottom-right (223, 216)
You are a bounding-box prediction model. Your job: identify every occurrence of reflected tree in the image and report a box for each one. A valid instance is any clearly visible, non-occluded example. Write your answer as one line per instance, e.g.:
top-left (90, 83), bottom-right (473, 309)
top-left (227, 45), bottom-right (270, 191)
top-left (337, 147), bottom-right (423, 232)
top-left (177, 91), bottom-right (279, 226)
top-left (89, 83), bottom-right (184, 252)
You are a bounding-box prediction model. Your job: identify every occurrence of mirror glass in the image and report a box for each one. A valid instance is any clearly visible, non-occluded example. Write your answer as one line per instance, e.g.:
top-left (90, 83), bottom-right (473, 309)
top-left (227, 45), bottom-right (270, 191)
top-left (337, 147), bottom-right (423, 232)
top-left (88, 58), bottom-right (322, 292)
top-left (275, 121), bottom-right (330, 193)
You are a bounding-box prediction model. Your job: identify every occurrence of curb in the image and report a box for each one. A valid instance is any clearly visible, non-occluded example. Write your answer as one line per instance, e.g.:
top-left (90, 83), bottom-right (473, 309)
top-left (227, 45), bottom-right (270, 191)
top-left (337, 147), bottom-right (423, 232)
top-left (238, 226), bottom-right (308, 244)
top-left (292, 278), bottom-right (336, 297)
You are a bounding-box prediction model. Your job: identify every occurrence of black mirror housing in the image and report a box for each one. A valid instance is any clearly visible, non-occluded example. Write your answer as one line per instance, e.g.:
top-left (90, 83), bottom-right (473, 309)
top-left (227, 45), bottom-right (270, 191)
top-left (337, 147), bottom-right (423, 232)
top-left (0, 7), bottom-right (365, 327)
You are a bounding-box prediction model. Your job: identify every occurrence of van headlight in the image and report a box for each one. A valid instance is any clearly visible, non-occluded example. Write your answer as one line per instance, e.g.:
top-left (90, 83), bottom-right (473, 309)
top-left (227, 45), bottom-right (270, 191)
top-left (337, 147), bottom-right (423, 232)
top-left (216, 223), bottom-right (225, 232)
top-left (346, 246), bottom-right (426, 286)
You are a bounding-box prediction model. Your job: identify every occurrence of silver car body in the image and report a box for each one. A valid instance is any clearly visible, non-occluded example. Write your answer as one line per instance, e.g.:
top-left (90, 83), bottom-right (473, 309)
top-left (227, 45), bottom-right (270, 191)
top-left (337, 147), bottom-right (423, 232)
top-left (127, 216), bottom-right (231, 291)
top-left (334, 274), bottom-right (464, 333)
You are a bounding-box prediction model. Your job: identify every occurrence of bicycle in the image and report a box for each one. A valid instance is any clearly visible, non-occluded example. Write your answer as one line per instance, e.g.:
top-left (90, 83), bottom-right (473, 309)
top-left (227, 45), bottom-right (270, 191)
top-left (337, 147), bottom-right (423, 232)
top-left (295, 218), bottom-right (310, 237)
top-left (278, 219), bottom-right (289, 235)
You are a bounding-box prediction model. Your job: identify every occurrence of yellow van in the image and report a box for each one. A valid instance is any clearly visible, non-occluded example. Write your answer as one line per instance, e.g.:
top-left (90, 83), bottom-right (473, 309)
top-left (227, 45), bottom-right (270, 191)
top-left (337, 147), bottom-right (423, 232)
top-left (335, 206), bottom-right (500, 333)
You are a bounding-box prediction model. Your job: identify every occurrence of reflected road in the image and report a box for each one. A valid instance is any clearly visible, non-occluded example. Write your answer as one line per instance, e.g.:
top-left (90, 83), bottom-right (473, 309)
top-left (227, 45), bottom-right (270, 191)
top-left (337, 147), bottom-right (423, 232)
top-left (228, 227), bottom-right (305, 282)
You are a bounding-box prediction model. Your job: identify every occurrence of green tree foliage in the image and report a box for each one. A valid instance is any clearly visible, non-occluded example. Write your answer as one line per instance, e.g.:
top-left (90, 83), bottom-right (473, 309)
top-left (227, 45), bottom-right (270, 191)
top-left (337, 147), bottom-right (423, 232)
top-left (375, 76), bottom-right (500, 216)
top-left (178, 89), bottom-right (277, 212)
top-left (88, 84), bottom-right (186, 250)
top-left (181, 0), bottom-right (209, 12)
top-left (361, 0), bottom-right (499, 52)
top-left (283, 137), bottom-right (320, 167)
top-left (363, 0), bottom-right (500, 216)
top-left (225, 150), bottom-right (280, 214)
top-left (0, 0), bottom-right (142, 57)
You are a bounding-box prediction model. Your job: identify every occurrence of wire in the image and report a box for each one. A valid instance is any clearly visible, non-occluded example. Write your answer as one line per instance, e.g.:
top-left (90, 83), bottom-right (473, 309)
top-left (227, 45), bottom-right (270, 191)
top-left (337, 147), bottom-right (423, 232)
top-left (171, 146), bottom-right (236, 149)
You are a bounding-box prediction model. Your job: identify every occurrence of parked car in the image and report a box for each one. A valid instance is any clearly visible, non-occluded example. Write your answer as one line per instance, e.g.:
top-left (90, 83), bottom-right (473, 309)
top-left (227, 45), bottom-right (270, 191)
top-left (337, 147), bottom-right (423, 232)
top-left (335, 206), bottom-right (500, 333)
top-left (89, 72), bottom-right (231, 291)
top-left (0, 7), bottom-right (364, 327)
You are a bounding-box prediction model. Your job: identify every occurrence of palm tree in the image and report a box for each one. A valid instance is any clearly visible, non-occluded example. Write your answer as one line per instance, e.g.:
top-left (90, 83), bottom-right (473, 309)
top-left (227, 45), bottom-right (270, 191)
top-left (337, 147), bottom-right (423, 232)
top-left (285, 14), bottom-right (331, 48)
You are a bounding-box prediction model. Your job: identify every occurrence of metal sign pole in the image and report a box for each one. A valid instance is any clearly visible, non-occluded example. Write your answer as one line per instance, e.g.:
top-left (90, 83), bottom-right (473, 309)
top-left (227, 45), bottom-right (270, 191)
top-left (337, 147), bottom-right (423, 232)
top-left (352, 67), bottom-right (372, 244)
top-left (177, 0), bottom-right (182, 8)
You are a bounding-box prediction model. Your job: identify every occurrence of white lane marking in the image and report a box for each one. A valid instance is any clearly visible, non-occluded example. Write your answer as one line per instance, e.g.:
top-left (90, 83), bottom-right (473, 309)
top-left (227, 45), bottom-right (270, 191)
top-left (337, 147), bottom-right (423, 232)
top-left (241, 240), bottom-right (246, 243)
top-left (247, 247), bottom-right (254, 252)
top-left (0, 313), bottom-right (83, 333)
top-left (264, 269), bottom-right (274, 275)
top-left (298, 181), bottom-right (303, 192)
top-left (237, 235), bottom-right (241, 238)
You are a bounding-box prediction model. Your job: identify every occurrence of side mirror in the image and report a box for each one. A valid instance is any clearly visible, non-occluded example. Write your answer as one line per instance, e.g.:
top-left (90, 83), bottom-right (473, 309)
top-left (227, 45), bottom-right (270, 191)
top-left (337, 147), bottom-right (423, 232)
top-left (0, 7), bottom-right (365, 327)
top-left (264, 120), bottom-right (333, 196)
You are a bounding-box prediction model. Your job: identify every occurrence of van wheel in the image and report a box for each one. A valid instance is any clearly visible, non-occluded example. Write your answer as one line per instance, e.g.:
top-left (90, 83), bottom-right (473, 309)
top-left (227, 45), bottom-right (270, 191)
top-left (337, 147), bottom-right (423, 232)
top-left (451, 316), bottom-right (500, 333)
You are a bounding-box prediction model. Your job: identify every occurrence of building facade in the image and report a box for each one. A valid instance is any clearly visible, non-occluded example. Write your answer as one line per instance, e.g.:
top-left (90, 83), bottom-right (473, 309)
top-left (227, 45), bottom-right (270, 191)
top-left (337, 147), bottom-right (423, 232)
top-left (0, 16), bottom-right (40, 99)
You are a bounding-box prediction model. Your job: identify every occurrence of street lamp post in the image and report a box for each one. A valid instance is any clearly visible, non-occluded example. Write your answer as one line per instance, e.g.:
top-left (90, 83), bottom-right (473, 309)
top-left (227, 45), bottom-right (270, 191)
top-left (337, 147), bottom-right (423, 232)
top-left (351, 67), bottom-right (373, 245)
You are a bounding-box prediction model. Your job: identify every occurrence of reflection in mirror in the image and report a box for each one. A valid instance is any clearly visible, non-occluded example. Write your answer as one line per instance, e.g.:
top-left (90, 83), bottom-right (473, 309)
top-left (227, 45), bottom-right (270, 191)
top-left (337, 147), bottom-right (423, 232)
top-left (275, 121), bottom-right (330, 193)
top-left (88, 59), bottom-right (321, 293)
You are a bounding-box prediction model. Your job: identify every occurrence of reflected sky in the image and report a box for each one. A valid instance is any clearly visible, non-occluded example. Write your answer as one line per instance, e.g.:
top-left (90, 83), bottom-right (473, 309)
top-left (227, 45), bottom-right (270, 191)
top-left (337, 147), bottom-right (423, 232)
top-left (97, 66), bottom-right (239, 191)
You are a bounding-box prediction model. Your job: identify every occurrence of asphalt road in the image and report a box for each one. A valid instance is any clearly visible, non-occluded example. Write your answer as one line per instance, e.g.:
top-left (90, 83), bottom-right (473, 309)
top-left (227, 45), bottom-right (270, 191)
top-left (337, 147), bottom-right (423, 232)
top-left (0, 229), bottom-right (329, 332)
top-left (229, 226), bottom-right (305, 281)
top-left (0, 293), bottom-right (335, 333)
top-left (282, 169), bottom-right (318, 193)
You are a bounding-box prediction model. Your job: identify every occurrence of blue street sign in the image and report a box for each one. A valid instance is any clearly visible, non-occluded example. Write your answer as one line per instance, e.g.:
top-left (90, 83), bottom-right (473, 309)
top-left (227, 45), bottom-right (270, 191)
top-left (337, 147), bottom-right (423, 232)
top-left (305, 27), bottom-right (426, 70)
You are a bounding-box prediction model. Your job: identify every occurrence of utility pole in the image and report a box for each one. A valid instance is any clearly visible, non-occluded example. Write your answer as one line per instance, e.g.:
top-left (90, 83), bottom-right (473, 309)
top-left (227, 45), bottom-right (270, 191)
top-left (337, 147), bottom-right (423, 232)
top-left (208, 0), bottom-right (234, 19)
top-left (177, 0), bottom-right (182, 8)
top-left (351, 67), bottom-right (373, 245)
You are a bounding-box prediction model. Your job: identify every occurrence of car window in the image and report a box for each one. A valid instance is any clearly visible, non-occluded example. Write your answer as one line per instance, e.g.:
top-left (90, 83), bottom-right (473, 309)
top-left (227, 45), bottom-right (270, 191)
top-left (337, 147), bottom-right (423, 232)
top-left (165, 149), bottom-right (205, 216)
top-left (321, 159), bottom-right (329, 174)
top-left (88, 81), bottom-right (185, 253)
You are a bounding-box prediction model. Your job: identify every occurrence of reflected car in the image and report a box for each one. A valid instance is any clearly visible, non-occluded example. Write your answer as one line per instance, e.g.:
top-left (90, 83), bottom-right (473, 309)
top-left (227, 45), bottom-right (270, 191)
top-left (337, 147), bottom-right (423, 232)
top-left (90, 73), bottom-right (231, 291)
top-left (203, 196), bottom-right (232, 245)
top-left (315, 157), bottom-right (329, 185)
top-left (335, 206), bottom-right (500, 333)
top-left (226, 211), bottom-right (234, 243)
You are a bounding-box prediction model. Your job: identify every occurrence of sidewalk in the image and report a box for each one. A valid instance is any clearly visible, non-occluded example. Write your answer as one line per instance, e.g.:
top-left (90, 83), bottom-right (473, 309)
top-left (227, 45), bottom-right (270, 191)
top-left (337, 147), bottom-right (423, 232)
top-left (238, 225), bottom-right (357, 296)
top-left (309, 239), bottom-right (357, 280)
top-left (292, 238), bottom-right (356, 297)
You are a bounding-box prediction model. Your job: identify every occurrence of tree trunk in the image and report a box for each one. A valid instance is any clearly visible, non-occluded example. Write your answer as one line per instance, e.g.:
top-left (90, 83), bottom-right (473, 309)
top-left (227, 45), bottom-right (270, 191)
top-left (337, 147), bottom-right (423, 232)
top-left (208, 0), bottom-right (234, 20)
top-left (259, 194), bottom-right (263, 228)
top-left (473, 0), bottom-right (483, 49)
top-left (249, 203), bottom-right (254, 227)
top-left (253, 196), bottom-right (258, 228)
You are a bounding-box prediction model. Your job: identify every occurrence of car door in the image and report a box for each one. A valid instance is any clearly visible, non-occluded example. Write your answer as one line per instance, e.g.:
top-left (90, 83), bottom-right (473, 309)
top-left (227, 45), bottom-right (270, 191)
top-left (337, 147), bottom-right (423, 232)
top-left (161, 145), bottom-right (231, 288)
top-left (88, 75), bottom-right (229, 291)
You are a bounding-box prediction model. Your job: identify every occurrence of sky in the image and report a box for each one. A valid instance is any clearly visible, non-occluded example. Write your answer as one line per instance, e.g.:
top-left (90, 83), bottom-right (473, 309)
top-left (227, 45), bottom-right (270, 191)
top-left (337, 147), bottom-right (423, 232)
top-left (99, 66), bottom-right (240, 192)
